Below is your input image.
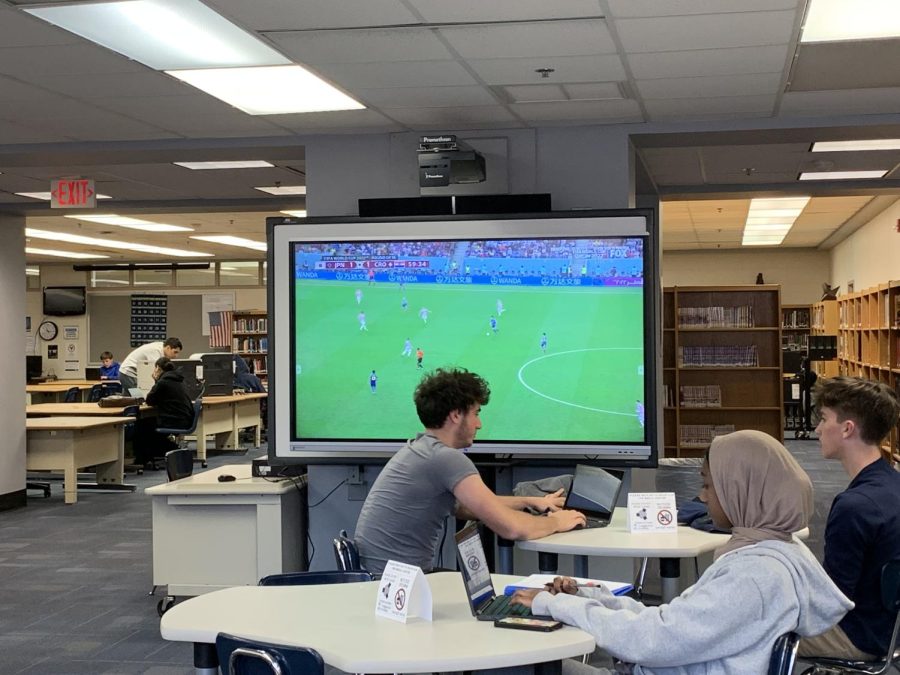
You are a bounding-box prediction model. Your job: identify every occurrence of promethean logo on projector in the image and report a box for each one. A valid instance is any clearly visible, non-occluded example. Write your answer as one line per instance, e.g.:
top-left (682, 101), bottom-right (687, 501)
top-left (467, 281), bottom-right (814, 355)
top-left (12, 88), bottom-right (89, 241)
top-left (421, 135), bottom-right (454, 144)
top-left (425, 173), bottom-right (445, 179)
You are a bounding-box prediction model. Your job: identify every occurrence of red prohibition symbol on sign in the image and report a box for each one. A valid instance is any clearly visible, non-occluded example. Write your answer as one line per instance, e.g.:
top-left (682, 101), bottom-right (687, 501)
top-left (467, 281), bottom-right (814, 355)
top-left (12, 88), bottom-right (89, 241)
top-left (657, 509), bottom-right (673, 526)
top-left (394, 587), bottom-right (406, 611)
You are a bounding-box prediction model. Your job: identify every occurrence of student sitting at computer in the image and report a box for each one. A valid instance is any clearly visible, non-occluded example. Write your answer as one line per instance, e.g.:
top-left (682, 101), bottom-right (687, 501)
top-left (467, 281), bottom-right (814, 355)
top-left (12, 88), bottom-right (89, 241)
top-left (98, 351), bottom-right (120, 380)
top-left (133, 357), bottom-right (194, 467)
top-left (355, 367), bottom-right (586, 576)
top-left (511, 430), bottom-right (853, 675)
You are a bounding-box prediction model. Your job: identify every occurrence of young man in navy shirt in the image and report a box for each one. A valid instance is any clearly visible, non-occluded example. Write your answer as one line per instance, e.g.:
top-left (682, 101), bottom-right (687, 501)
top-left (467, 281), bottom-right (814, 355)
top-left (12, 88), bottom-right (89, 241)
top-left (799, 376), bottom-right (900, 660)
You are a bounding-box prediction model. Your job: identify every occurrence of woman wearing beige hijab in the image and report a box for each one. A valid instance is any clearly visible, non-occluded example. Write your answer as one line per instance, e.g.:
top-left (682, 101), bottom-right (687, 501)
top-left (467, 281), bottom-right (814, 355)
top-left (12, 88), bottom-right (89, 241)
top-left (512, 430), bottom-right (852, 675)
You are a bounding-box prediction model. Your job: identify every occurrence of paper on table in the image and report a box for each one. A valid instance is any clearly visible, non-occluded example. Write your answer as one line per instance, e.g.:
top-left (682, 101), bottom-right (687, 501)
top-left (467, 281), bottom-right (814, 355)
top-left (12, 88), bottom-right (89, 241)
top-left (504, 574), bottom-right (632, 596)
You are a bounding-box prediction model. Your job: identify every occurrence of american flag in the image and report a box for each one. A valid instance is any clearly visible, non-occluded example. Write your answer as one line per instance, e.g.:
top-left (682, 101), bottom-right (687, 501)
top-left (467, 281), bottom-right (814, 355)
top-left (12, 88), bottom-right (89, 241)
top-left (208, 310), bottom-right (233, 348)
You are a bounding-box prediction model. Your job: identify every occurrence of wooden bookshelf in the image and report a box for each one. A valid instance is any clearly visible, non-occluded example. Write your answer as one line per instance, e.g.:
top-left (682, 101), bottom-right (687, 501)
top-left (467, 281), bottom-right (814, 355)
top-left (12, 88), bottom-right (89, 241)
top-left (662, 286), bottom-right (783, 458)
top-left (837, 282), bottom-right (900, 463)
top-left (811, 299), bottom-right (839, 378)
top-left (232, 309), bottom-right (268, 386)
top-left (781, 304), bottom-right (810, 376)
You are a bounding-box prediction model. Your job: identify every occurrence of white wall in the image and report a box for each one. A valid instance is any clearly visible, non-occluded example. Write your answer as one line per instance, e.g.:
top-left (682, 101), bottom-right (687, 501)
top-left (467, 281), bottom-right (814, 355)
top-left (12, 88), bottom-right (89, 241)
top-left (831, 199), bottom-right (900, 292)
top-left (1, 214), bottom-right (26, 504)
top-left (661, 248), bottom-right (830, 305)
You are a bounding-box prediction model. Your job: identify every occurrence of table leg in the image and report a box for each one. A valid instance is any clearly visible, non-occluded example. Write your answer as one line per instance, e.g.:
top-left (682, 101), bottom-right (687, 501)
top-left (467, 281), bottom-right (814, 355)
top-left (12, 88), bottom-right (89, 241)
top-left (63, 457), bottom-right (78, 505)
top-left (573, 555), bottom-right (589, 579)
top-left (497, 537), bottom-right (514, 574)
top-left (538, 552), bottom-right (559, 575)
top-left (660, 557), bottom-right (680, 603)
top-left (194, 416), bottom-right (207, 462)
top-left (94, 425), bottom-right (125, 485)
top-left (193, 642), bottom-right (218, 675)
top-left (534, 659), bottom-right (563, 675)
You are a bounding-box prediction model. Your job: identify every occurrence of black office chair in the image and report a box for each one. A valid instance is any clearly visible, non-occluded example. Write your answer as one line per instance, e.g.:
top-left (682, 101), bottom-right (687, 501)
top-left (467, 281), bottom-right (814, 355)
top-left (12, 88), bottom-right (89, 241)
top-left (164, 448), bottom-right (194, 482)
top-left (259, 570), bottom-right (373, 586)
top-left (332, 529), bottom-right (364, 572)
top-left (154, 397), bottom-right (205, 468)
top-left (63, 386), bottom-right (80, 403)
top-left (26, 480), bottom-right (51, 498)
top-left (216, 633), bottom-right (324, 675)
top-left (769, 632), bottom-right (800, 675)
top-left (88, 383), bottom-right (105, 402)
top-left (801, 560), bottom-right (900, 674)
top-left (104, 382), bottom-right (122, 395)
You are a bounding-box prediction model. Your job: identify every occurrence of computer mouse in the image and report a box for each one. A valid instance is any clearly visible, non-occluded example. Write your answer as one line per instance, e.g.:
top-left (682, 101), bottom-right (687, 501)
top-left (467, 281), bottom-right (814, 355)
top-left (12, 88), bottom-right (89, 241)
top-left (217, 474), bottom-right (236, 482)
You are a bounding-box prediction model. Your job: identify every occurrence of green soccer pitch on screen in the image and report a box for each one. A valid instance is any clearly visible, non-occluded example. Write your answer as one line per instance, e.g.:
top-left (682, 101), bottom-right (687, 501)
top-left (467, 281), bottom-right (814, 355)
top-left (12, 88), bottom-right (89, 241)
top-left (268, 212), bottom-right (658, 464)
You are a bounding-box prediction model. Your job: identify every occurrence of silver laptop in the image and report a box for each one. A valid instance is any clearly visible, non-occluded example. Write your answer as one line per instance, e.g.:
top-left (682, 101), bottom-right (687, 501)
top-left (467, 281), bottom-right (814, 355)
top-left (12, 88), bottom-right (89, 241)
top-left (455, 523), bottom-right (550, 621)
top-left (563, 465), bottom-right (625, 528)
top-left (128, 387), bottom-right (145, 398)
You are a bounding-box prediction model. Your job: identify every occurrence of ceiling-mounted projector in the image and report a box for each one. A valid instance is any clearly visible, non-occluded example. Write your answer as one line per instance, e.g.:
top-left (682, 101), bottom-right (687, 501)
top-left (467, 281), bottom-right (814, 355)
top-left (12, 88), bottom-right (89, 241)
top-left (417, 135), bottom-right (486, 187)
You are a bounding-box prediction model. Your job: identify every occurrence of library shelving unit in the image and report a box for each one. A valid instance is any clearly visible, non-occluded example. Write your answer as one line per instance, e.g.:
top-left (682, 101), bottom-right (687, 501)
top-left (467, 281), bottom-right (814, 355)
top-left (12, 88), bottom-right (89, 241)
top-left (232, 309), bottom-right (268, 387)
top-left (836, 282), bottom-right (900, 462)
top-left (662, 285), bottom-right (783, 458)
top-left (811, 298), bottom-right (839, 378)
top-left (781, 304), bottom-right (810, 376)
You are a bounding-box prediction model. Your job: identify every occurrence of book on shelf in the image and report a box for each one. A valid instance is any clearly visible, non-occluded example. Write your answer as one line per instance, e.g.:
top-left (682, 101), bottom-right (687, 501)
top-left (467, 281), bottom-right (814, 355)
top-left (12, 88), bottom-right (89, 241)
top-left (678, 345), bottom-right (759, 367)
top-left (503, 574), bottom-right (633, 597)
top-left (680, 384), bottom-right (722, 408)
top-left (677, 305), bottom-right (755, 328)
top-left (679, 424), bottom-right (736, 447)
top-left (233, 317), bottom-right (268, 333)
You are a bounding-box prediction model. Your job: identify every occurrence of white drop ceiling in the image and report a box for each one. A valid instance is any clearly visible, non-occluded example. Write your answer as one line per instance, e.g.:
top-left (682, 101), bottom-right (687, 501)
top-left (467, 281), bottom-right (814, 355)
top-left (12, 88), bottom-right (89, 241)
top-left (1, 0), bottom-right (899, 262)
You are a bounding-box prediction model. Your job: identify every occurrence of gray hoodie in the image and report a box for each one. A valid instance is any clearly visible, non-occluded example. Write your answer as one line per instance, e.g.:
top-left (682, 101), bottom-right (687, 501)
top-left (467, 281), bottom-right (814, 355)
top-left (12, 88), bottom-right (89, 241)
top-left (532, 540), bottom-right (852, 674)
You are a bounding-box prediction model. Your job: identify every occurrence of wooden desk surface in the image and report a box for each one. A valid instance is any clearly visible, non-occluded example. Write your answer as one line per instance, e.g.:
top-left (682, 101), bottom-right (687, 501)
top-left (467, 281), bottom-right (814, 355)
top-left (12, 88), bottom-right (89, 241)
top-left (26, 402), bottom-right (152, 417)
top-left (202, 393), bottom-right (267, 405)
top-left (26, 416), bottom-right (133, 431)
top-left (26, 383), bottom-right (94, 393)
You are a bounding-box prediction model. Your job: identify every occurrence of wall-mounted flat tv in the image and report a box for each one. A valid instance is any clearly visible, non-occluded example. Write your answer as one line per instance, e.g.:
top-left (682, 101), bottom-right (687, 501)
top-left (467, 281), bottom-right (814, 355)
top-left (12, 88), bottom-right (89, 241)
top-left (267, 210), bottom-right (659, 466)
top-left (43, 286), bottom-right (86, 316)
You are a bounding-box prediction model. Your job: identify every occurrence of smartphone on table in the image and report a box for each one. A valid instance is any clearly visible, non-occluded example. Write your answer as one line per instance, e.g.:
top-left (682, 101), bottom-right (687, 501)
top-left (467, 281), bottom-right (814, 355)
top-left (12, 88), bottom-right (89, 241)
top-left (494, 617), bottom-right (563, 632)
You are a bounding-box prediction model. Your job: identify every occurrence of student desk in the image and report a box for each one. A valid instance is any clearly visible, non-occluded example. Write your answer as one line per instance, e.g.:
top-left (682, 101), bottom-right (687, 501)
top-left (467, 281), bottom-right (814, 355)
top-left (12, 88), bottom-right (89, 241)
top-left (146, 464), bottom-right (304, 600)
top-left (25, 382), bottom-right (94, 404)
top-left (160, 571), bottom-right (595, 675)
top-left (26, 402), bottom-right (153, 416)
top-left (192, 393), bottom-right (267, 460)
top-left (25, 416), bottom-right (134, 504)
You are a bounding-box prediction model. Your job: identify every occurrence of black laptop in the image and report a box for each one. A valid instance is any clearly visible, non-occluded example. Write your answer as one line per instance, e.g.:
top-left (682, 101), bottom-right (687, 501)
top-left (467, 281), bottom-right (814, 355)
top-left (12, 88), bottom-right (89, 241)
top-left (563, 465), bottom-right (625, 529)
top-left (455, 523), bottom-right (551, 621)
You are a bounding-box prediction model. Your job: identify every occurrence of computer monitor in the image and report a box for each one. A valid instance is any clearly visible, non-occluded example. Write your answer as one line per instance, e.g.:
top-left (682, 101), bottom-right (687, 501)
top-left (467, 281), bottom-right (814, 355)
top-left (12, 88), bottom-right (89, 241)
top-left (188, 352), bottom-right (234, 396)
top-left (26, 355), bottom-right (42, 382)
top-left (172, 358), bottom-right (204, 399)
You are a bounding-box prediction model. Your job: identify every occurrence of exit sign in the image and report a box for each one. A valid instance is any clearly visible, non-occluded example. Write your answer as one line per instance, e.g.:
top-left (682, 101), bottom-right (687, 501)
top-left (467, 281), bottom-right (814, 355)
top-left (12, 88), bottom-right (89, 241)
top-left (50, 178), bottom-right (96, 209)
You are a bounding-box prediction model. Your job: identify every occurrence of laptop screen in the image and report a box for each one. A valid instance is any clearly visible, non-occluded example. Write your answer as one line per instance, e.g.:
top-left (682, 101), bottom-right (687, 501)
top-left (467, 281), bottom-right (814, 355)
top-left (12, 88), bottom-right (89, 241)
top-left (128, 387), bottom-right (145, 398)
top-left (565, 465), bottom-right (624, 516)
top-left (455, 524), bottom-right (495, 609)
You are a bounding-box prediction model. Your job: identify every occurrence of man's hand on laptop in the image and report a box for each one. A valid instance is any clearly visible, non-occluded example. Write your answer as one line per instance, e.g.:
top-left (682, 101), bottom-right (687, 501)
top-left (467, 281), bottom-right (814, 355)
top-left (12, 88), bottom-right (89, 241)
top-left (548, 509), bottom-right (587, 531)
top-left (532, 488), bottom-right (566, 513)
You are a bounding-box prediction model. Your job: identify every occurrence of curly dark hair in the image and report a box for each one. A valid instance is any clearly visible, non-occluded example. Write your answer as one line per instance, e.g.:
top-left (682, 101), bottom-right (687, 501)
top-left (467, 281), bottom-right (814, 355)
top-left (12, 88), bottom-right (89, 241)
top-left (414, 367), bottom-right (491, 429)
top-left (812, 376), bottom-right (900, 445)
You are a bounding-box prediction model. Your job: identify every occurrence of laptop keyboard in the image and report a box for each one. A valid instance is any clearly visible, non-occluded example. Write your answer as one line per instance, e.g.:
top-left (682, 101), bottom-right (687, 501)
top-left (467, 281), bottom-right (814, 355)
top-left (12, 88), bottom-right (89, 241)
top-left (480, 594), bottom-right (531, 617)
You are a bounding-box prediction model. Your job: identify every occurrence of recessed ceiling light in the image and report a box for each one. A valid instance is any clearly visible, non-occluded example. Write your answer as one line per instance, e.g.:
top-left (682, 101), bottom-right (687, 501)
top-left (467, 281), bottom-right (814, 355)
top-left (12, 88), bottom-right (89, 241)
top-left (801, 0), bottom-right (900, 42)
top-left (167, 65), bottom-right (365, 115)
top-left (280, 210), bottom-right (308, 218)
top-left (799, 170), bottom-right (888, 180)
top-left (811, 139), bottom-right (900, 152)
top-left (26, 267), bottom-right (39, 275)
top-left (25, 247), bottom-right (109, 259)
top-left (64, 214), bottom-right (193, 232)
top-left (742, 196), bottom-right (810, 246)
top-left (255, 185), bottom-right (306, 196)
top-left (16, 191), bottom-right (112, 201)
top-left (190, 235), bottom-right (267, 251)
top-left (26, 228), bottom-right (212, 258)
top-left (174, 160), bottom-right (275, 170)
top-left (23, 0), bottom-right (289, 71)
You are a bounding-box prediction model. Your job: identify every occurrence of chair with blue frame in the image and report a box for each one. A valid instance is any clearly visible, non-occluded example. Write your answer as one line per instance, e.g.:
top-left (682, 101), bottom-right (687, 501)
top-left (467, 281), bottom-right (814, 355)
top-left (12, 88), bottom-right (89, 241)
top-left (332, 529), bottom-right (364, 572)
top-left (216, 633), bottom-right (324, 675)
top-left (258, 570), bottom-right (373, 586)
top-left (769, 632), bottom-right (800, 675)
top-left (801, 559), bottom-right (900, 674)
top-left (63, 386), bottom-right (80, 403)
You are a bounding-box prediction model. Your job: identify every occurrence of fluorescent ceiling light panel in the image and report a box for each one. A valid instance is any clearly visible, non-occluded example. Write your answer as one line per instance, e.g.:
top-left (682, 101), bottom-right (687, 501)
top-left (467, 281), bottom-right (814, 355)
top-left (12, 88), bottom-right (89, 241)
top-left (26, 267), bottom-right (39, 276)
top-left (174, 160), bottom-right (274, 170)
top-left (190, 235), bottom-right (267, 252)
top-left (812, 139), bottom-right (900, 152)
top-left (23, 0), bottom-right (289, 70)
top-left (742, 196), bottom-right (810, 247)
top-left (25, 247), bottom-right (109, 259)
top-left (25, 228), bottom-right (212, 258)
top-left (799, 170), bottom-right (888, 180)
top-left (167, 66), bottom-right (365, 115)
top-left (801, 0), bottom-right (900, 42)
top-left (63, 214), bottom-right (193, 232)
top-left (16, 191), bottom-right (111, 200)
top-left (255, 185), bottom-right (307, 196)
top-left (280, 210), bottom-right (308, 218)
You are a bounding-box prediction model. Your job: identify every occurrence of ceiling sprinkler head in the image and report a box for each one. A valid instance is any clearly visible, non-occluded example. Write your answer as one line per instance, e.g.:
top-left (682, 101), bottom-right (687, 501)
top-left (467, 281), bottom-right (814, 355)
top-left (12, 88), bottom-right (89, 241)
top-left (535, 68), bottom-right (555, 79)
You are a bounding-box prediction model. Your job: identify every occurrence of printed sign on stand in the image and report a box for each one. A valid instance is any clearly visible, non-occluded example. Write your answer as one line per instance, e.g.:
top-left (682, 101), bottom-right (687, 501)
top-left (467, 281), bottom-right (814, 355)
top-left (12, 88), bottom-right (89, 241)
top-left (375, 560), bottom-right (432, 623)
top-left (627, 492), bottom-right (678, 533)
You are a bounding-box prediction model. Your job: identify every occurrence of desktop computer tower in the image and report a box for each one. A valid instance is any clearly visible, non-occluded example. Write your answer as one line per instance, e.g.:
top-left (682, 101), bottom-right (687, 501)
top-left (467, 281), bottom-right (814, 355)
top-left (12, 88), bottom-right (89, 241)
top-left (188, 352), bottom-right (234, 397)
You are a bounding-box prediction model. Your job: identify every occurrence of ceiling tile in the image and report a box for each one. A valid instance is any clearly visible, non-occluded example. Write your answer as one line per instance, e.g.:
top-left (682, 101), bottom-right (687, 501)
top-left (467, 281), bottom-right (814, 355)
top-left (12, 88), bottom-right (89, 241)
top-left (0, 44), bottom-right (145, 78)
top-left (356, 85), bottom-right (497, 108)
top-left (268, 108), bottom-right (405, 133)
top-left (438, 20), bottom-right (616, 59)
top-left (467, 54), bottom-right (626, 85)
top-left (311, 60), bottom-right (477, 89)
top-left (638, 72), bottom-right (782, 99)
top-left (37, 71), bottom-right (190, 100)
top-left (780, 87), bottom-right (900, 117)
top-left (789, 40), bottom-right (900, 92)
top-left (408, 0), bottom-right (603, 23)
top-left (607, 0), bottom-right (800, 18)
top-left (208, 0), bottom-right (420, 30)
top-left (267, 27), bottom-right (454, 65)
top-left (509, 99), bottom-right (642, 123)
top-left (628, 46), bottom-right (789, 80)
top-left (0, 6), bottom-right (81, 48)
top-left (615, 11), bottom-right (795, 53)
top-left (645, 94), bottom-right (775, 120)
top-left (384, 106), bottom-right (520, 129)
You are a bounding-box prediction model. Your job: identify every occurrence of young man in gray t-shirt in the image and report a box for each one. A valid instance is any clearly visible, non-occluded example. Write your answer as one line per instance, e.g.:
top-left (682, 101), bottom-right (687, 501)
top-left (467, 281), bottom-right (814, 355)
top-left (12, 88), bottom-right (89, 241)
top-left (355, 367), bottom-right (585, 575)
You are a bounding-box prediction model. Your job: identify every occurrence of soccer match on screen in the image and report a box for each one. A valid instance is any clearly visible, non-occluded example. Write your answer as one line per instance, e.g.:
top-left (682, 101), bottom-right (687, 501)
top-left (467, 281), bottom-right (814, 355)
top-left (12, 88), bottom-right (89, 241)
top-left (292, 237), bottom-right (646, 445)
